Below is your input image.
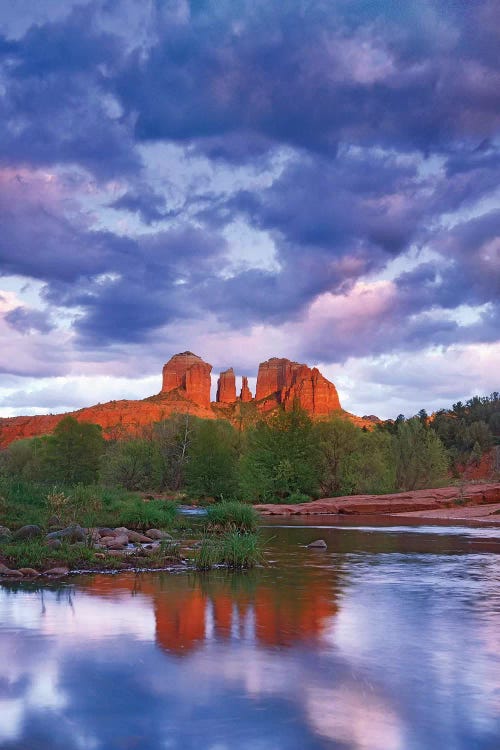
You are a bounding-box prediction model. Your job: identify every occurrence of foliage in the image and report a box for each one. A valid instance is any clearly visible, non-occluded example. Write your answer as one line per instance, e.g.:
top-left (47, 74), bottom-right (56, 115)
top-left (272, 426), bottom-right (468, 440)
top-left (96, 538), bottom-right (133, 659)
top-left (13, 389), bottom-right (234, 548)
top-left (193, 531), bottom-right (263, 570)
top-left (239, 407), bottom-right (320, 502)
top-left (204, 501), bottom-right (258, 533)
top-left (45, 417), bottom-right (105, 485)
top-left (153, 414), bottom-right (196, 490)
top-left (0, 477), bottom-right (179, 531)
top-left (101, 439), bottom-right (163, 490)
top-left (185, 420), bottom-right (238, 499)
top-left (393, 417), bottom-right (449, 491)
top-left (315, 418), bottom-right (395, 496)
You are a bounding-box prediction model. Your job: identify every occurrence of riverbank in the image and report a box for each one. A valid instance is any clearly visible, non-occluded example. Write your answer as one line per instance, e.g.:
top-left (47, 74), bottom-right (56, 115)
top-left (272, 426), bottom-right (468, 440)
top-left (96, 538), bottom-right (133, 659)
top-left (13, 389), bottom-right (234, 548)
top-left (0, 501), bottom-right (261, 580)
top-left (255, 482), bottom-right (500, 517)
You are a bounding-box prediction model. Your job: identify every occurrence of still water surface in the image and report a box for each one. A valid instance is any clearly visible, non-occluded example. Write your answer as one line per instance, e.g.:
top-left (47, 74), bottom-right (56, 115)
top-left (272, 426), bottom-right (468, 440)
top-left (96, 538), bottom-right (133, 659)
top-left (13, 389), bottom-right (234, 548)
top-left (1, 520), bottom-right (499, 750)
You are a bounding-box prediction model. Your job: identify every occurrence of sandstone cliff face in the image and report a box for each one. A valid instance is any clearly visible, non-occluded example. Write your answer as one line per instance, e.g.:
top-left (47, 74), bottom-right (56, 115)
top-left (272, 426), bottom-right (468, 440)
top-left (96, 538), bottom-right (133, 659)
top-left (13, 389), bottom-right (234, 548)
top-left (255, 358), bottom-right (341, 415)
top-left (161, 352), bottom-right (212, 409)
top-left (0, 352), bottom-right (349, 447)
top-left (240, 376), bottom-right (252, 402)
top-left (216, 368), bottom-right (236, 403)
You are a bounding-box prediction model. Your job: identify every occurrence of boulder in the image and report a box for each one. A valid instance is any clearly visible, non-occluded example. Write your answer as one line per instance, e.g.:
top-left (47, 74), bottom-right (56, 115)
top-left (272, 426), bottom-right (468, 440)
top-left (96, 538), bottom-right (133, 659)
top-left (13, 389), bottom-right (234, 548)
top-left (307, 539), bottom-right (327, 549)
top-left (114, 528), bottom-right (153, 544)
top-left (44, 567), bottom-right (69, 577)
top-left (98, 527), bottom-right (116, 537)
top-left (216, 368), bottom-right (237, 403)
top-left (145, 529), bottom-right (172, 540)
top-left (0, 567), bottom-right (24, 578)
top-left (18, 568), bottom-right (40, 577)
top-left (13, 524), bottom-right (42, 541)
top-left (104, 533), bottom-right (128, 550)
top-left (46, 524), bottom-right (85, 543)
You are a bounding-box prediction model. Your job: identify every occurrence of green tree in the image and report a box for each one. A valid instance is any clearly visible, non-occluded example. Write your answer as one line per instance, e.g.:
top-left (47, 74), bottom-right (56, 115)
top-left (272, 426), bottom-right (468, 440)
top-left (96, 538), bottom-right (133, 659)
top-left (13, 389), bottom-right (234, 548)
top-left (394, 417), bottom-right (448, 491)
top-left (101, 438), bottom-right (162, 490)
top-left (45, 416), bottom-right (104, 485)
top-left (315, 417), bottom-right (361, 496)
top-left (239, 407), bottom-right (319, 502)
top-left (185, 420), bottom-right (238, 499)
top-left (315, 418), bottom-right (395, 496)
top-left (153, 413), bottom-right (198, 490)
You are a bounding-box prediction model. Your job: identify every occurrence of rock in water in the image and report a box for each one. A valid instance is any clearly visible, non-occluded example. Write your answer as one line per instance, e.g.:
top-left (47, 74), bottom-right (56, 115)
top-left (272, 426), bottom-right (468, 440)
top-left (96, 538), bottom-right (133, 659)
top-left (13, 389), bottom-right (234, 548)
top-left (44, 567), bottom-right (69, 577)
top-left (307, 539), bottom-right (327, 549)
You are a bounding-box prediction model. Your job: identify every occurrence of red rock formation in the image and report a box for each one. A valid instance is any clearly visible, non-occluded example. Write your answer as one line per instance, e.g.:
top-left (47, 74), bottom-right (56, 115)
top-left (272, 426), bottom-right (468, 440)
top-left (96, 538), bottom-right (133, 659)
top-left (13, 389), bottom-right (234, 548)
top-left (240, 376), bottom-right (252, 402)
top-left (216, 368), bottom-right (236, 403)
top-left (0, 352), bottom-right (350, 447)
top-left (256, 483), bottom-right (500, 516)
top-left (255, 357), bottom-right (341, 415)
top-left (161, 352), bottom-right (212, 408)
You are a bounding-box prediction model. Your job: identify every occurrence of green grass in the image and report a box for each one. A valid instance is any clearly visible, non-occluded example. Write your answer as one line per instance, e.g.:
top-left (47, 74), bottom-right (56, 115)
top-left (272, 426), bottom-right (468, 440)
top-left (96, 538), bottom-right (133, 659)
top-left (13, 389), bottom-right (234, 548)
top-left (114, 500), bottom-right (178, 530)
top-left (0, 478), bottom-right (181, 531)
top-left (0, 539), bottom-right (96, 570)
top-left (193, 531), bottom-right (263, 570)
top-left (204, 501), bottom-right (259, 533)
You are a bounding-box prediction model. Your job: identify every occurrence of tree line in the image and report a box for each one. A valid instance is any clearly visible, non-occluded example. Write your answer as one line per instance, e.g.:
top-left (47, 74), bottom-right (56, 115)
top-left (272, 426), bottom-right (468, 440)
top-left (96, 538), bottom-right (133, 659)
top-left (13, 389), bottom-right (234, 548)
top-left (1, 398), bottom-right (480, 501)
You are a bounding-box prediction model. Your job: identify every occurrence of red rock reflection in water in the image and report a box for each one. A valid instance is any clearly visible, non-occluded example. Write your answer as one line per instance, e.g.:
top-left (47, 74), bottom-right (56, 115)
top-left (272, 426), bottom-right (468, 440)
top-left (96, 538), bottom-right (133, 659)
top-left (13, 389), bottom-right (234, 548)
top-left (86, 570), bottom-right (339, 654)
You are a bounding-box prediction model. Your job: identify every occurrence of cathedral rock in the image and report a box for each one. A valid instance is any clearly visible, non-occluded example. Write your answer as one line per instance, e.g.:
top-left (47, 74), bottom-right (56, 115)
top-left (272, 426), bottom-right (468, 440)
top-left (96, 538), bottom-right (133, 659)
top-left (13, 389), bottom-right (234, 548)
top-left (216, 368), bottom-right (236, 403)
top-left (255, 357), bottom-right (341, 415)
top-left (161, 352), bottom-right (212, 409)
top-left (0, 351), bottom-right (355, 447)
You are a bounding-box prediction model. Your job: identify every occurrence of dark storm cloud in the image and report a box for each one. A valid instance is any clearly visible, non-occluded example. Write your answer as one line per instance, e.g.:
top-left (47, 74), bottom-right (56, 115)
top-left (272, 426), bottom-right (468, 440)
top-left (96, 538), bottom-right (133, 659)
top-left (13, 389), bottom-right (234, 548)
top-left (4, 305), bottom-right (53, 334)
top-left (116, 0), bottom-right (500, 156)
top-left (0, 6), bottom-right (139, 178)
top-left (44, 227), bottom-right (228, 346)
top-left (0, 0), bottom-right (499, 366)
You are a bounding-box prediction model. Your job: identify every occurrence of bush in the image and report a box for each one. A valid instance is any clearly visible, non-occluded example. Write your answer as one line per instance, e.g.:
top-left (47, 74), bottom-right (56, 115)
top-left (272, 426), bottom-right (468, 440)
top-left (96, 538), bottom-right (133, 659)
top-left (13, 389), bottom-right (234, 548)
top-left (185, 420), bottom-right (238, 499)
top-left (239, 407), bottom-right (320, 502)
top-left (194, 531), bottom-right (263, 570)
top-left (101, 439), bottom-right (163, 490)
top-left (205, 501), bottom-right (258, 532)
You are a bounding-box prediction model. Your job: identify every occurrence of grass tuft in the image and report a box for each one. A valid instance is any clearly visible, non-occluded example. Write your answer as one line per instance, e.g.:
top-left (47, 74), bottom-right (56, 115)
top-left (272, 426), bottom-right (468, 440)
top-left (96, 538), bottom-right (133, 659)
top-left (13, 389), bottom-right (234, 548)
top-left (194, 531), bottom-right (263, 570)
top-left (204, 501), bottom-right (258, 533)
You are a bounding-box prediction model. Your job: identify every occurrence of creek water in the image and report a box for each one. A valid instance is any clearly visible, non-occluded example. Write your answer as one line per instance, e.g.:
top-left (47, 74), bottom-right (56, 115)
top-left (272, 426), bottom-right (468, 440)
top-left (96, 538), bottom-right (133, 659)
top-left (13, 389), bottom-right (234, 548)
top-left (1, 519), bottom-right (499, 750)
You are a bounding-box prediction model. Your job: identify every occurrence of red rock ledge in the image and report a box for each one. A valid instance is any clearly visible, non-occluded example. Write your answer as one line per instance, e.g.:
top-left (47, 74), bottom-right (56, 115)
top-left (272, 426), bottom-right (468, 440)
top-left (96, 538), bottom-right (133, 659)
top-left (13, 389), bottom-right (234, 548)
top-left (255, 483), bottom-right (500, 516)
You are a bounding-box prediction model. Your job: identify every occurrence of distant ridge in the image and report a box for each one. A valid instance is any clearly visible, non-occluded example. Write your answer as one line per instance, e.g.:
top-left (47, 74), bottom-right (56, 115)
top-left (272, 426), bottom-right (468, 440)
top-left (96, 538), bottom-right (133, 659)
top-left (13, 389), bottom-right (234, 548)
top-left (0, 352), bottom-right (374, 446)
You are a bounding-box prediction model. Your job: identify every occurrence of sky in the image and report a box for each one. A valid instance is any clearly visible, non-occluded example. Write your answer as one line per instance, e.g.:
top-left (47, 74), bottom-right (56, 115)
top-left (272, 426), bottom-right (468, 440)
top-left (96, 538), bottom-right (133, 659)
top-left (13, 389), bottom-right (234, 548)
top-left (0, 0), bottom-right (499, 420)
